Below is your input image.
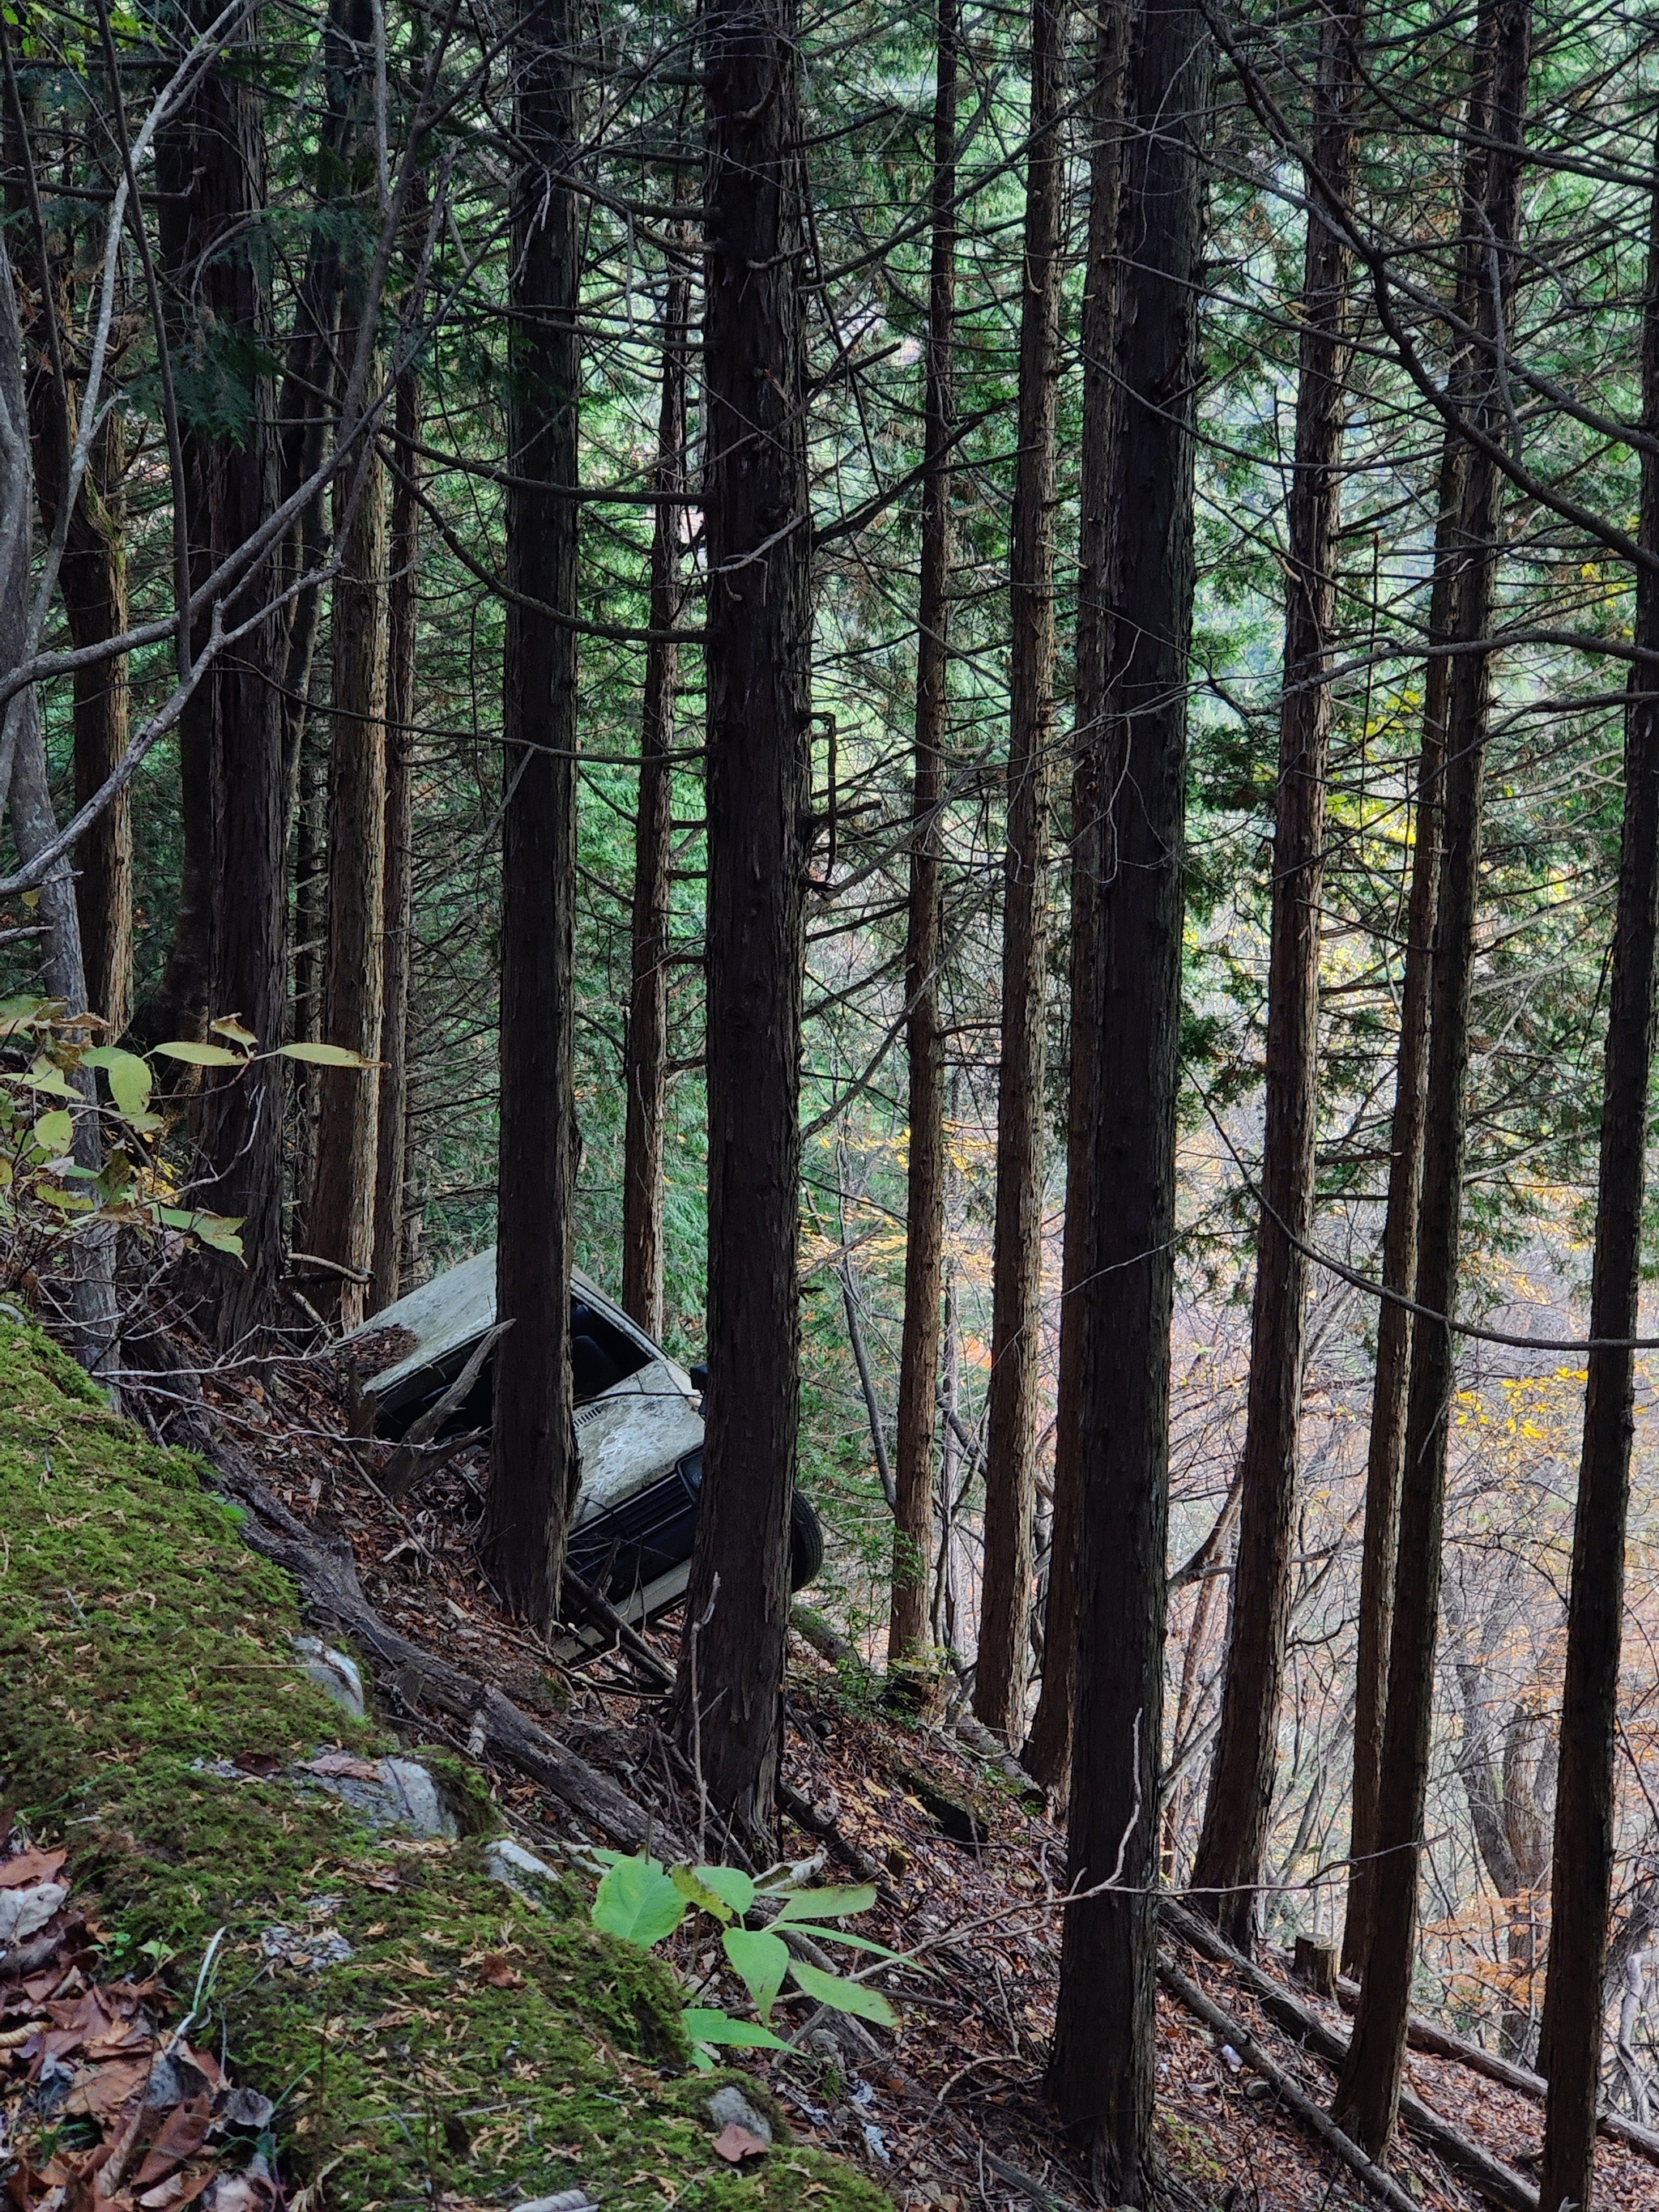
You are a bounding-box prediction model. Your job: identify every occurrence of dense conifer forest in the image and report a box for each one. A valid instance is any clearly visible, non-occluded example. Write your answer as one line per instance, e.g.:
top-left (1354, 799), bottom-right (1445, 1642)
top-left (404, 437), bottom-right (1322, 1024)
top-left (5, 0), bottom-right (1659, 2206)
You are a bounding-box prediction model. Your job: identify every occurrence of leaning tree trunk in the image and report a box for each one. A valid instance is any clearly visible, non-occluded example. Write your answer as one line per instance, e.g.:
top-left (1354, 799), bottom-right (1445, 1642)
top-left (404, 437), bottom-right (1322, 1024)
top-left (1333, 0), bottom-right (1530, 2155)
top-left (975, 0), bottom-right (1065, 1741)
top-left (888, 0), bottom-right (957, 1677)
top-left (672, 0), bottom-right (811, 1849)
top-left (1192, 0), bottom-right (1363, 1955)
top-left (1343, 424), bottom-right (1457, 1979)
top-left (1046, 1), bottom-right (1210, 2196)
top-left (307, 403), bottom-right (388, 1329)
top-left (1022, 0), bottom-right (1127, 1795)
top-left (481, 0), bottom-right (582, 1630)
top-left (1537, 115), bottom-right (1659, 2212)
top-left (370, 360), bottom-right (422, 1315)
top-left (621, 222), bottom-right (691, 1342)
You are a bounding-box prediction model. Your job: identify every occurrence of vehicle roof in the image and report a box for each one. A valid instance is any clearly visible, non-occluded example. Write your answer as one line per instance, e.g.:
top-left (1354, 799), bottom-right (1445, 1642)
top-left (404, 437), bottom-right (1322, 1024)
top-left (343, 1247), bottom-right (655, 1400)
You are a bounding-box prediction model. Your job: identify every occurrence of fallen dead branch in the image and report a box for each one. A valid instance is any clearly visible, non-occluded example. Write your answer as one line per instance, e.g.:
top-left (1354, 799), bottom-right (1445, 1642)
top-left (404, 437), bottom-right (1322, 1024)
top-left (1157, 1953), bottom-right (1422, 2212)
top-left (122, 1328), bottom-right (662, 1854)
top-left (1327, 1969), bottom-right (1659, 2168)
top-left (1164, 1899), bottom-right (1537, 2212)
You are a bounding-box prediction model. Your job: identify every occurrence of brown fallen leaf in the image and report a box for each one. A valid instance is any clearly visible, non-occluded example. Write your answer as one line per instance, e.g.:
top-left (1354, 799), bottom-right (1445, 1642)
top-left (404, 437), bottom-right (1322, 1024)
top-left (230, 1755), bottom-right (281, 1779)
top-left (0, 1851), bottom-right (69, 1891)
top-left (178, 2044), bottom-right (225, 2092)
top-left (64, 2057), bottom-right (149, 2121)
top-left (710, 2125), bottom-right (769, 2164)
top-left (134, 2101), bottom-right (212, 2189)
top-left (136, 2163), bottom-right (219, 2212)
top-left (304, 1754), bottom-right (381, 1782)
top-left (84, 2022), bottom-right (154, 2061)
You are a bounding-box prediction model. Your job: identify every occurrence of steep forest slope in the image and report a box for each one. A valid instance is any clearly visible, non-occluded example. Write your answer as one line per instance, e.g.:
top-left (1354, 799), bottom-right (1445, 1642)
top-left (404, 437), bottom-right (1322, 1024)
top-left (8, 1316), bottom-right (1656, 2212)
top-left (0, 1322), bottom-right (882, 2212)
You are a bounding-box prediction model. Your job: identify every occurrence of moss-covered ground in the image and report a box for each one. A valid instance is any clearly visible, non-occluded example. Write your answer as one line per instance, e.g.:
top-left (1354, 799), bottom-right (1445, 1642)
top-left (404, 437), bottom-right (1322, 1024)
top-left (0, 1322), bottom-right (886, 2212)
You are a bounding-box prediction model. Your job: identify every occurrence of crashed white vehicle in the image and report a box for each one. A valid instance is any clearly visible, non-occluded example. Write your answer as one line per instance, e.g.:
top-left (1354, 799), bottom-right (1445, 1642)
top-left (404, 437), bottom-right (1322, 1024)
top-left (344, 1248), bottom-right (824, 1625)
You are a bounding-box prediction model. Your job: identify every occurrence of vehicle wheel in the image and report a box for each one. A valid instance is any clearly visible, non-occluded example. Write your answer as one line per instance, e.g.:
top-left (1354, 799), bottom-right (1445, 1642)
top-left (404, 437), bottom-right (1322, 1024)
top-left (789, 1491), bottom-right (825, 1592)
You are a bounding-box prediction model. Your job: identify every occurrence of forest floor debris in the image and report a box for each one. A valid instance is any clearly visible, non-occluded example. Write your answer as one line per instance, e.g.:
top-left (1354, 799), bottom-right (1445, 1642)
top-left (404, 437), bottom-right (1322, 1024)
top-left (104, 1323), bottom-right (1653, 2212)
top-left (0, 1319), bottom-right (885, 2212)
top-left (0, 1833), bottom-right (279, 2212)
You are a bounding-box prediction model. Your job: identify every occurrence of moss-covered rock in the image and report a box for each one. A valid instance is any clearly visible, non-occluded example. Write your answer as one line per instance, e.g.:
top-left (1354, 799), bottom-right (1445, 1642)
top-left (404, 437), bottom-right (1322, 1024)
top-left (0, 1322), bottom-right (887, 2212)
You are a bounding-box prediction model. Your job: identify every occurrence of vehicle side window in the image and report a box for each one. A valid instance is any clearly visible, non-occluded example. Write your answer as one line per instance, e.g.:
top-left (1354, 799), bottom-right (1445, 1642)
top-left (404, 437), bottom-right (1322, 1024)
top-left (570, 1297), bottom-right (652, 1402)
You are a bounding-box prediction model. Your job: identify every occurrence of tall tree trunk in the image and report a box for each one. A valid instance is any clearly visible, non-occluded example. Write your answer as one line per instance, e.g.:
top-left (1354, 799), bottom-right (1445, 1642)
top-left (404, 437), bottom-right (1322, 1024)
top-left (888, 0), bottom-right (957, 1675)
top-left (291, 701), bottom-right (328, 1206)
top-left (1342, 425), bottom-right (1457, 1978)
top-left (1022, 0), bottom-right (1127, 1797)
top-left (672, 0), bottom-right (811, 1848)
top-left (1192, 0), bottom-right (1362, 1954)
top-left (370, 363), bottom-right (421, 1315)
top-left (0, 225), bottom-right (117, 1375)
top-left (275, 0), bottom-right (376, 821)
top-left (975, 0), bottom-right (1065, 1741)
top-left (1332, 0), bottom-right (1530, 2154)
top-left (307, 414), bottom-right (387, 1328)
top-left (1045, 1), bottom-right (1210, 2193)
top-left (1537, 120), bottom-right (1659, 2212)
top-left (621, 229), bottom-right (691, 1340)
top-left (480, 0), bottom-right (581, 1629)
top-left (62, 418), bottom-right (132, 1038)
top-left (23, 274), bottom-right (134, 1038)
top-left (153, 2), bottom-right (288, 1339)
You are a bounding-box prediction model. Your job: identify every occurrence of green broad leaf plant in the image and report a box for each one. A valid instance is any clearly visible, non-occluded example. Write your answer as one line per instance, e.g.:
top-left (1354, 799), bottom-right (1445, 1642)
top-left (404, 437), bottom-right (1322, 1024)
top-left (587, 1851), bottom-right (902, 2069)
top-left (0, 998), bottom-right (375, 1281)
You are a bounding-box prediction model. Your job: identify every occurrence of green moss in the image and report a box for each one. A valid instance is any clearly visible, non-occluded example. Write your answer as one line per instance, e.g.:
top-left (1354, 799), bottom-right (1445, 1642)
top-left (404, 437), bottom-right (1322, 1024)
top-left (0, 1322), bottom-right (886, 2212)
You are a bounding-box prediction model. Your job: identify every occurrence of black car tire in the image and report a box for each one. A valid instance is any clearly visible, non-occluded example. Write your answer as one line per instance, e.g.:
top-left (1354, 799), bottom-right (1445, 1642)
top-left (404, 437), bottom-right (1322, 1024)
top-left (790, 1491), bottom-right (825, 1592)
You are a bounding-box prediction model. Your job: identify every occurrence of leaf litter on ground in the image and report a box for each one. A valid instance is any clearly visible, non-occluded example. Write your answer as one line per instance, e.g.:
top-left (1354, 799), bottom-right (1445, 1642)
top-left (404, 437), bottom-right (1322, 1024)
top-left (0, 1839), bottom-right (279, 2212)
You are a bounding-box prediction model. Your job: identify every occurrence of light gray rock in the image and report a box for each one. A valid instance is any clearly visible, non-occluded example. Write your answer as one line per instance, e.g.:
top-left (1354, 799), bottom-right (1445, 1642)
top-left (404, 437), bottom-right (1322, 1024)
top-left (707, 2086), bottom-right (772, 2146)
top-left (509, 2194), bottom-right (595, 2212)
top-left (293, 1638), bottom-right (365, 1718)
top-left (484, 1838), bottom-right (562, 1907)
top-left (258, 1921), bottom-right (354, 1971)
top-left (305, 1756), bottom-right (456, 1839)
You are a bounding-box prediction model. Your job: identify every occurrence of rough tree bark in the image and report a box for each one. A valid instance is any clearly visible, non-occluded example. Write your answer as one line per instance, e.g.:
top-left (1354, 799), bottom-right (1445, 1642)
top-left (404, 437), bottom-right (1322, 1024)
top-left (672, 0), bottom-right (811, 1848)
top-left (1022, 0), bottom-right (1127, 1794)
top-left (0, 222), bottom-right (118, 1372)
top-left (1537, 116), bottom-right (1659, 2212)
top-left (275, 0), bottom-right (377, 816)
top-left (621, 220), bottom-right (690, 1341)
top-left (1332, 0), bottom-right (1530, 2154)
top-left (480, 0), bottom-right (582, 1630)
top-left (306, 407), bottom-right (387, 1329)
top-left (1192, 0), bottom-right (1363, 1954)
top-left (21, 240), bottom-right (134, 1041)
top-left (370, 360), bottom-right (421, 1315)
top-left (975, 0), bottom-right (1065, 1741)
top-left (888, 0), bottom-right (957, 1675)
top-left (1343, 426), bottom-right (1457, 1978)
top-left (1046, 1), bottom-right (1210, 2194)
top-left (152, 2), bottom-right (288, 1340)
top-left (5, 92), bottom-right (133, 1036)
